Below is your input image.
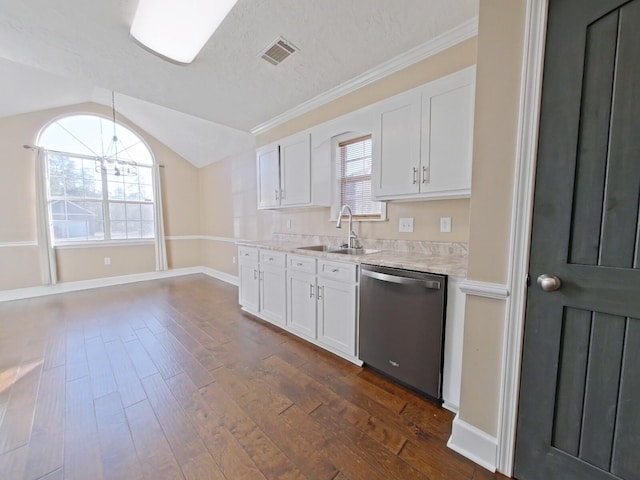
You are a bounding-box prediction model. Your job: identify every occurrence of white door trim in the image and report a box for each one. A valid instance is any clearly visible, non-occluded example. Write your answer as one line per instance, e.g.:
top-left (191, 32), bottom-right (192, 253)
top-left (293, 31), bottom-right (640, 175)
top-left (496, 0), bottom-right (549, 475)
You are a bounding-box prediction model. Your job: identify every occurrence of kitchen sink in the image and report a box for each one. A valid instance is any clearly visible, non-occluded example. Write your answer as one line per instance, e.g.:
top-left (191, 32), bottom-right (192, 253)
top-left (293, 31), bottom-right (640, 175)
top-left (296, 245), bottom-right (380, 255)
top-left (330, 248), bottom-right (381, 255)
top-left (296, 245), bottom-right (333, 251)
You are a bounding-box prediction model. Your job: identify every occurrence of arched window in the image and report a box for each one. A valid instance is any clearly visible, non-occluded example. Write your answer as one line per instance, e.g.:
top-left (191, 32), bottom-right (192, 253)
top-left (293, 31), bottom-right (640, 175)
top-left (38, 114), bottom-right (156, 243)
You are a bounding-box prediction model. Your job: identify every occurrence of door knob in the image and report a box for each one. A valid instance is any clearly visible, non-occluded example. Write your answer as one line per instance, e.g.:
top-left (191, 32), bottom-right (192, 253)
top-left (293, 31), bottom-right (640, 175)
top-left (537, 274), bottom-right (562, 292)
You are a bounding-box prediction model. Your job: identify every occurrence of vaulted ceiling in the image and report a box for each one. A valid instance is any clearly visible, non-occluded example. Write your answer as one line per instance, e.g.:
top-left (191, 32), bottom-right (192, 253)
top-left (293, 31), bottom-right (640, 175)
top-left (0, 0), bottom-right (478, 167)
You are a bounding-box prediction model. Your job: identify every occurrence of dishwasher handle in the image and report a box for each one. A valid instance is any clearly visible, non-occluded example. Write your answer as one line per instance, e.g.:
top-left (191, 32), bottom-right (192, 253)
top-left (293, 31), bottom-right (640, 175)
top-left (361, 269), bottom-right (441, 290)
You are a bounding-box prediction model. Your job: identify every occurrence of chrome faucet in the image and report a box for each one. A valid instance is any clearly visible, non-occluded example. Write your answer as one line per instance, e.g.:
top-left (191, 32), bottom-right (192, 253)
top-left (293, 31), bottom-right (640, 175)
top-left (336, 204), bottom-right (359, 249)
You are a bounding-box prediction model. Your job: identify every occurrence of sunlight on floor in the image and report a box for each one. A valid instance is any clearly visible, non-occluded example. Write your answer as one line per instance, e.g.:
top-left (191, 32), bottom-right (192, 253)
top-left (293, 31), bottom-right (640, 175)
top-left (0, 359), bottom-right (43, 394)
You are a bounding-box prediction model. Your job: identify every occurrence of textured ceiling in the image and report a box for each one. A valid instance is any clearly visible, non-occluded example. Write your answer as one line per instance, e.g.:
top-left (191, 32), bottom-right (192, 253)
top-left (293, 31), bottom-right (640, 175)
top-left (0, 0), bottom-right (478, 166)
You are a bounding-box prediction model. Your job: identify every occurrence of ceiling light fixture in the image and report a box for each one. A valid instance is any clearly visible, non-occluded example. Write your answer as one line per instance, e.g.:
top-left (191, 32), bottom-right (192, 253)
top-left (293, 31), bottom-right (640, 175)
top-left (96, 92), bottom-right (138, 177)
top-left (130, 0), bottom-right (238, 65)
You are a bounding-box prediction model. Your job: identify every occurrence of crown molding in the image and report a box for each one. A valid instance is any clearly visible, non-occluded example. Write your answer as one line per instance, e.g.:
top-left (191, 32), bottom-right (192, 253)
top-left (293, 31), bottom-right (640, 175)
top-left (250, 17), bottom-right (479, 135)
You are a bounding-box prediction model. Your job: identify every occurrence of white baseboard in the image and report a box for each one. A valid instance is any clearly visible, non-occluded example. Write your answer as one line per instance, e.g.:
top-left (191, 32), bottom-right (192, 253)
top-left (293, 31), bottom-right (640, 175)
top-left (443, 401), bottom-right (459, 414)
top-left (447, 415), bottom-right (498, 472)
top-left (0, 266), bottom-right (238, 303)
top-left (201, 266), bottom-right (239, 286)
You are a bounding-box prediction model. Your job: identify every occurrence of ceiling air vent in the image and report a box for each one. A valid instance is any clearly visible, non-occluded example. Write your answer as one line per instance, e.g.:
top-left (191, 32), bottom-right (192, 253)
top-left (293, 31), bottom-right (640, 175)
top-left (261, 37), bottom-right (297, 66)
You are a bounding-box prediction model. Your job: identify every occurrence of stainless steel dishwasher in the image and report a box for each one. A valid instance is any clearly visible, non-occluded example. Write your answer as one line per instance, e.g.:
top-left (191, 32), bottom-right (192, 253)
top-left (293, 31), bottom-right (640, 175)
top-left (359, 264), bottom-right (447, 402)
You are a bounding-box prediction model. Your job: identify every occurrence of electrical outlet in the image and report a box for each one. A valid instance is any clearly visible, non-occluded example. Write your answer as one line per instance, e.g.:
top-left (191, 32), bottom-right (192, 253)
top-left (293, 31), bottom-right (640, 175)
top-left (286, 219), bottom-right (292, 229)
top-left (440, 217), bottom-right (452, 233)
top-left (104, 257), bottom-right (111, 265)
top-left (399, 217), bottom-right (414, 233)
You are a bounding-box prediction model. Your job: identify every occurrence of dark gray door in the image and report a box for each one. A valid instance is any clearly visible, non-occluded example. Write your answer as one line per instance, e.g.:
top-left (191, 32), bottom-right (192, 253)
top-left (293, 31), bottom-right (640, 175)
top-left (514, 1), bottom-right (640, 479)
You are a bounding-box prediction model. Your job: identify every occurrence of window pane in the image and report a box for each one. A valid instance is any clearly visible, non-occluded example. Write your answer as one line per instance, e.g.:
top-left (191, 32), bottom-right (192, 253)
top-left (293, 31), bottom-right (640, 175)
top-left (49, 177), bottom-right (64, 196)
top-left (126, 203), bottom-right (141, 221)
top-left (126, 222), bottom-right (142, 238)
top-left (85, 180), bottom-right (103, 199)
top-left (107, 176), bottom-right (125, 200)
top-left (338, 135), bottom-right (382, 217)
top-left (110, 221), bottom-right (127, 239)
top-left (51, 200), bottom-right (103, 241)
top-left (138, 167), bottom-right (153, 185)
top-left (140, 204), bottom-right (154, 222)
top-left (109, 202), bottom-right (126, 221)
top-left (125, 182), bottom-right (140, 201)
top-left (141, 222), bottom-right (155, 238)
top-left (140, 185), bottom-right (154, 202)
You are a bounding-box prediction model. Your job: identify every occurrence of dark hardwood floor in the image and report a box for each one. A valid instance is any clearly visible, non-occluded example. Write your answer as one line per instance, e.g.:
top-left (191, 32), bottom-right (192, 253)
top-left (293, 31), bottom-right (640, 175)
top-left (0, 274), bottom-right (508, 480)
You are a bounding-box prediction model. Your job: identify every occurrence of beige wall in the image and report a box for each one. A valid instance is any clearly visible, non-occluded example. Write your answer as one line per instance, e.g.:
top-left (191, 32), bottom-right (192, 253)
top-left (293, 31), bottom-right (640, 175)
top-left (56, 244), bottom-right (155, 283)
top-left (258, 38), bottom-right (478, 146)
top-left (198, 37), bottom-right (477, 273)
top-left (0, 102), bottom-right (200, 289)
top-left (458, 0), bottom-right (527, 437)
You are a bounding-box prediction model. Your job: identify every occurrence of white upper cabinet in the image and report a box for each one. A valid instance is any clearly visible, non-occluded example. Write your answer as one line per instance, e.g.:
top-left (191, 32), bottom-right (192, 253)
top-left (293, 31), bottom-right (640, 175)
top-left (372, 90), bottom-right (422, 197)
top-left (372, 66), bottom-right (476, 201)
top-left (279, 133), bottom-right (311, 206)
top-left (257, 132), bottom-right (326, 209)
top-left (257, 144), bottom-right (281, 209)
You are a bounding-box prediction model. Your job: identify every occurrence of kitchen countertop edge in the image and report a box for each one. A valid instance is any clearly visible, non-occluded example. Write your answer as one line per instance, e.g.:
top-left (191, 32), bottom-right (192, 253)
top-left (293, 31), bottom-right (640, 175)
top-left (236, 240), bottom-right (467, 278)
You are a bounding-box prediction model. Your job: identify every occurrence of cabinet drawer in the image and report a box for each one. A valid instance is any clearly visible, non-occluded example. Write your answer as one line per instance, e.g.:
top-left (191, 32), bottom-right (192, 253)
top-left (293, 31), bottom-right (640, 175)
top-left (260, 250), bottom-right (286, 267)
top-left (238, 246), bottom-right (259, 262)
top-left (318, 260), bottom-right (357, 283)
top-left (288, 255), bottom-right (316, 274)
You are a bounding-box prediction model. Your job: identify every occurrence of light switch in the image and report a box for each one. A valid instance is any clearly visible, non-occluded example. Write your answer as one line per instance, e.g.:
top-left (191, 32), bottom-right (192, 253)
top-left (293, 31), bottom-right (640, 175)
top-left (440, 217), bottom-right (452, 233)
top-left (399, 217), bottom-right (414, 233)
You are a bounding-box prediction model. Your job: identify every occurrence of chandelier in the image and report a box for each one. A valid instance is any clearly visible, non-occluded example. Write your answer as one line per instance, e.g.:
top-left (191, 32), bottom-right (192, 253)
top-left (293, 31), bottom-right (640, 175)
top-left (95, 92), bottom-right (138, 177)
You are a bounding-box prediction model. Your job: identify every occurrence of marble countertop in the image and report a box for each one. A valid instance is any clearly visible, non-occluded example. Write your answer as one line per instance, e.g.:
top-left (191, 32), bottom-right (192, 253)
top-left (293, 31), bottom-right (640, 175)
top-left (236, 239), bottom-right (467, 277)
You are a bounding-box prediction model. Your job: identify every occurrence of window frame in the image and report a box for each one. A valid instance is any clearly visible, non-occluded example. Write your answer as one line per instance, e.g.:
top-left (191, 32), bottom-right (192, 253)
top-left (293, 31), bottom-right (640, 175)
top-left (39, 114), bottom-right (157, 247)
top-left (330, 132), bottom-right (386, 222)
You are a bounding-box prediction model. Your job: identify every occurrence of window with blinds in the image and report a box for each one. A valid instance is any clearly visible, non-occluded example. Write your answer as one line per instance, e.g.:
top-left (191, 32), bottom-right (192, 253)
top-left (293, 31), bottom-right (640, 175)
top-left (337, 135), bottom-right (383, 218)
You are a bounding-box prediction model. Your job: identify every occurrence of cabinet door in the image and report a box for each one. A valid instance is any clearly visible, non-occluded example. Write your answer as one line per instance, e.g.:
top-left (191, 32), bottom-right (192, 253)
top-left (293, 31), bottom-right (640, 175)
top-left (420, 67), bottom-right (475, 198)
top-left (372, 90), bottom-right (422, 198)
top-left (257, 144), bottom-right (281, 208)
top-left (286, 270), bottom-right (317, 339)
top-left (239, 262), bottom-right (260, 313)
top-left (279, 133), bottom-right (311, 206)
top-left (260, 264), bottom-right (286, 327)
top-left (317, 278), bottom-right (357, 356)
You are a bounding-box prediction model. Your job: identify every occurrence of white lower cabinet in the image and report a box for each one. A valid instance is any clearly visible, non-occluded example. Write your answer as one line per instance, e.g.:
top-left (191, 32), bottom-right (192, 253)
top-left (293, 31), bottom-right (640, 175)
top-left (286, 269), bottom-right (317, 339)
top-left (317, 277), bottom-right (357, 356)
top-left (316, 260), bottom-right (358, 356)
top-left (238, 248), bottom-right (260, 313)
top-left (259, 263), bottom-right (286, 327)
top-left (239, 247), bottom-right (360, 364)
top-left (238, 247), bottom-right (286, 327)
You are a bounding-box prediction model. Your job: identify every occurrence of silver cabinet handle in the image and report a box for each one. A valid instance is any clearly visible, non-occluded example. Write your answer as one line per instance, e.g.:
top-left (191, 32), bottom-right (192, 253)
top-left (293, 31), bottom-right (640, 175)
top-left (422, 165), bottom-right (429, 184)
top-left (332, 268), bottom-right (339, 273)
top-left (537, 274), bottom-right (561, 292)
top-left (280, 189), bottom-right (285, 199)
top-left (309, 284), bottom-right (314, 298)
top-left (297, 262), bottom-right (303, 267)
top-left (317, 285), bottom-right (323, 300)
top-left (253, 269), bottom-right (258, 280)
top-left (412, 167), bottom-right (418, 184)
top-left (275, 189), bottom-right (279, 201)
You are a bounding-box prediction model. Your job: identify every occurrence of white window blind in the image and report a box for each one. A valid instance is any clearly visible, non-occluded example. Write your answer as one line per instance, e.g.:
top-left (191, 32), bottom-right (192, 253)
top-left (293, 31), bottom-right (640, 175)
top-left (337, 135), bottom-right (382, 218)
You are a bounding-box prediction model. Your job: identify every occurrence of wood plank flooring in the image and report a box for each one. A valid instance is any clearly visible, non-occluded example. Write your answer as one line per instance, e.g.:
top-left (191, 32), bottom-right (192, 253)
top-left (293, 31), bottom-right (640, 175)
top-left (0, 274), bottom-right (508, 480)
